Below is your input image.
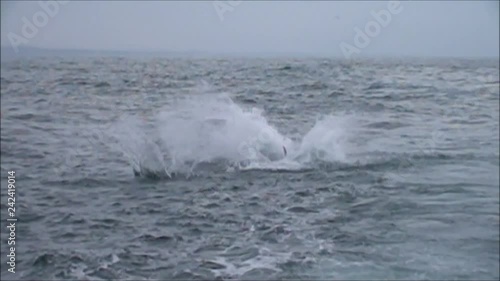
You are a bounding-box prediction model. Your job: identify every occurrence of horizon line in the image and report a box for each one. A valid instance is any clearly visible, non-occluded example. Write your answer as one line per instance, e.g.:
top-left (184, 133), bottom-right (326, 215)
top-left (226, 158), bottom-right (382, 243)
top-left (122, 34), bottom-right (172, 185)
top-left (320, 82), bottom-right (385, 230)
top-left (1, 45), bottom-right (499, 60)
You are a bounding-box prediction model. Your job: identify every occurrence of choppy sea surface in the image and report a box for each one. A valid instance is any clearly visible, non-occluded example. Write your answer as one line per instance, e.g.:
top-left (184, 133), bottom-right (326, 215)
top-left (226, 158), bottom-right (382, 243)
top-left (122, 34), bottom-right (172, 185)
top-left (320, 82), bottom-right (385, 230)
top-left (1, 57), bottom-right (499, 280)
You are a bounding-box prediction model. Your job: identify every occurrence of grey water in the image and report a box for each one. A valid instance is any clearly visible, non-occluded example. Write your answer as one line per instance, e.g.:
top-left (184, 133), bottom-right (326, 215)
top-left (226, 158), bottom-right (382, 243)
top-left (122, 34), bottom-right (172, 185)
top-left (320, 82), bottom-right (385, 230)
top-left (1, 57), bottom-right (499, 280)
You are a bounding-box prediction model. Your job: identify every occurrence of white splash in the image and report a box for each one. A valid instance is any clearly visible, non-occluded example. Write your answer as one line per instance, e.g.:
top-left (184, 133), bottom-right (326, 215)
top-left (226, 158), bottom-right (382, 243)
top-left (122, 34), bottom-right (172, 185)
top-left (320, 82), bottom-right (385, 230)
top-left (102, 92), bottom-right (351, 178)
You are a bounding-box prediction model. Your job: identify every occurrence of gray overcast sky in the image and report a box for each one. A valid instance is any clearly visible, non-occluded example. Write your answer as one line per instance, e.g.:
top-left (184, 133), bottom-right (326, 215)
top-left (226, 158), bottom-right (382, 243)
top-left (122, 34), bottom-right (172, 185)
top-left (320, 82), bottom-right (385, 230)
top-left (1, 1), bottom-right (499, 57)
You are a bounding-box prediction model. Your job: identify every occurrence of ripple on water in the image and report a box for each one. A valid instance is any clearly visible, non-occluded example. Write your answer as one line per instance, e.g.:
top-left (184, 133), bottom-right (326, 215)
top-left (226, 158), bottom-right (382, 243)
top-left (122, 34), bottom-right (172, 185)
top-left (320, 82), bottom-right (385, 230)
top-left (0, 57), bottom-right (498, 280)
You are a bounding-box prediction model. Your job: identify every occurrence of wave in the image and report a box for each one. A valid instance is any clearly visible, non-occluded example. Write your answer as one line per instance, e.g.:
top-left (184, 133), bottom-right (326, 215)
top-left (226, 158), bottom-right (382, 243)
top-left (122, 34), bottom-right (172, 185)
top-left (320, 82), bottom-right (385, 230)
top-left (97, 91), bottom-right (351, 179)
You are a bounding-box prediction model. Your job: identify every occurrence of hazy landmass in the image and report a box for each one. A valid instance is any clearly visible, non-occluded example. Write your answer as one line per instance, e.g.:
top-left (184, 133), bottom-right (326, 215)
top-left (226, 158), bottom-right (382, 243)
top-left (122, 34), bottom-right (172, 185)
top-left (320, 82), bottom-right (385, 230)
top-left (2, 46), bottom-right (499, 63)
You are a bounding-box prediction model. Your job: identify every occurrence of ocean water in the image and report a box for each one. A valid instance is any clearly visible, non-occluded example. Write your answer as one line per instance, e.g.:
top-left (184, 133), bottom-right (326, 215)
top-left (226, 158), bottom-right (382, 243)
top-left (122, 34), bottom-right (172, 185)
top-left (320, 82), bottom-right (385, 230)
top-left (1, 57), bottom-right (499, 280)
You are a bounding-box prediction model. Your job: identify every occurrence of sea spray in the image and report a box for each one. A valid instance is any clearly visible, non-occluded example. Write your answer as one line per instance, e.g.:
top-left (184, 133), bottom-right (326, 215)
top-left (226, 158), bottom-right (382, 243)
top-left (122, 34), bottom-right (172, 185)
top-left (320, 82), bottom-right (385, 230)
top-left (103, 93), bottom-right (352, 178)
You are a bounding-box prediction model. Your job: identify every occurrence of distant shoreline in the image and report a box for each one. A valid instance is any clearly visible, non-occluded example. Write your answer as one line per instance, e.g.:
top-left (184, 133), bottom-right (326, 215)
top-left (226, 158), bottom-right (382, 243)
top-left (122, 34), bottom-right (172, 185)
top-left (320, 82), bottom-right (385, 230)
top-left (1, 46), bottom-right (499, 62)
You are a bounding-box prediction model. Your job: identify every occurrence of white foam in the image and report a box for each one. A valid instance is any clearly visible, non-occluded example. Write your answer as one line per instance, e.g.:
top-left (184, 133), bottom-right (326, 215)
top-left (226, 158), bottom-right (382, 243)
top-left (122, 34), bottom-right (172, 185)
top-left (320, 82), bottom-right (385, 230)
top-left (208, 249), bottom-right (291, 278)
top-left (102, 89), bottom-right (353, 177)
